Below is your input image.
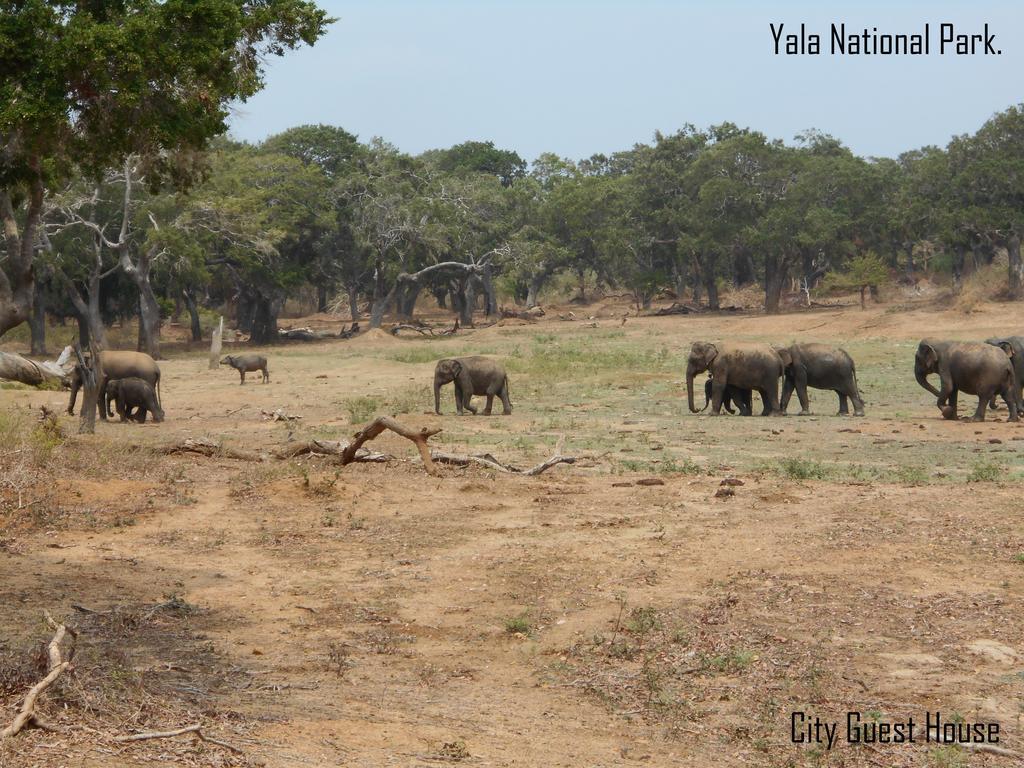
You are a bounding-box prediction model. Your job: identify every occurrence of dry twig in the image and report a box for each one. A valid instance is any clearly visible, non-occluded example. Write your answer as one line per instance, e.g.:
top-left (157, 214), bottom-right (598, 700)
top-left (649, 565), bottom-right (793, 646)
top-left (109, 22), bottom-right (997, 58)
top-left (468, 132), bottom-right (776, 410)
top-left (1, 612), bottom-right (74, 739)
top-left (114, 724), bottom-right (243, 754)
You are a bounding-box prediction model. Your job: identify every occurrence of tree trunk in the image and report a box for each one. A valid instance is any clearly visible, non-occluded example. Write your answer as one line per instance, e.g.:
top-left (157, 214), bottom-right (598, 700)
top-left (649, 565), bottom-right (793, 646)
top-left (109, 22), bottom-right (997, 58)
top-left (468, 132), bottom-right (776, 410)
top-left (249, 295), bottom-right (280, 344)
top-left (135, 287), bottom-right (162, 358)
top-left (951, 245), bottom-right (965, 293)
top-left (317, 283), bottom-right (329, 313)
top-left (431, 285), bottom-right (448, 309)
top-left (209, 316), bottom-right (223, 369)
top-left (0, 181), bottom-right (43, 339)
top-left (347, 285), bottom-right (361, 321)
top-left (526, 272), bottom-right (548, 308)
top-left (29, 282), bottom-right (47, 355)
top-left (480, 264), bottom-right (498, 317)
top-left (182, 288), bottom-right (203, 342)
top-left (1008, 234), bottom-right (1023, 299)
top-left (704, 274), bottom-right (720, 311)
top-left (733, 245), bottom-right (755, 286)
top-left (396, 281), bottom-right (421, 320)
top-left (461, 278), bottom-right (477, 327)
top-left (236, 293), bottom-right (254, 333)
top-left (575, 269), bottom-right (586, 302)
top-left (764, 257), bottom-right (787, 314)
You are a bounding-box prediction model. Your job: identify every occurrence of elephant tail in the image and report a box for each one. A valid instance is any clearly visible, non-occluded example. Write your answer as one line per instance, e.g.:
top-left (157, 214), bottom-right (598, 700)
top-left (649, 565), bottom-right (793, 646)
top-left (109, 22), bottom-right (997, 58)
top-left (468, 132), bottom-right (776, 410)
top-left (504, 375), bottom-right (512, 405)
top-left (155, 370), bottom-right (162, 409)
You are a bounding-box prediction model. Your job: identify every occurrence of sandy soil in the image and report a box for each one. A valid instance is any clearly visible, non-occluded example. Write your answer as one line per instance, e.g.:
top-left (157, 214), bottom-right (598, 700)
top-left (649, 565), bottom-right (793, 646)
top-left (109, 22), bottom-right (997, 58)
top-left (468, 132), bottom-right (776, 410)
top-left (1, 297), bottom-right (1023, 767)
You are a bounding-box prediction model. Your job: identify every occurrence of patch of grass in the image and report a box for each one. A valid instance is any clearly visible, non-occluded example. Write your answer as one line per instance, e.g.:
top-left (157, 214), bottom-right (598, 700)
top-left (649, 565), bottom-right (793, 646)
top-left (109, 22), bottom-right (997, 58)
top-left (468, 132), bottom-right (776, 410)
top-left (503, 614), bottom-right (532, 636)
top-left (511, 339), bottom-right (672, 378)
top-left (706, 649), bottom-right (757, 674)
top-left (967, 459), bottom-right (1004, 483)
top-left (776, 457), bottom-right (830, 480)
top-left (625, 606), bottom-right (660, 635)
top-left (386, 383), bottom-right (431, 416)
top-left (343, 396), bottom-right (380, 424)
top-left (929, 746), bottom-right (968, 768)
top-left (1013, 553), bottom-right (1024, 565)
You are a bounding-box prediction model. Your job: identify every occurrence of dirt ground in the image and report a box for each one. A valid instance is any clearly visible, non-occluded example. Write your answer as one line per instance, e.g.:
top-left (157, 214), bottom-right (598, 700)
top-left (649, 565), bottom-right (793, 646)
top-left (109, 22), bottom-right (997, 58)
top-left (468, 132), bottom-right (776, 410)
top-left (1, 297), bottom-right (1023, 767)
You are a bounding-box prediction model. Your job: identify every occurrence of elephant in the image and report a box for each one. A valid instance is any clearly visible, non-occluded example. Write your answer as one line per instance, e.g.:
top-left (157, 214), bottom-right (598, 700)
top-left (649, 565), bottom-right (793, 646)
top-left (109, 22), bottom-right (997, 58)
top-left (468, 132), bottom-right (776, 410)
top-left (702, 377), bottom-right (753, 415)
top-left (985, 336), bottom-right (1024, 415)
top-left (687, 342), bottom-right (785, 416)
top-left (914, 339), bottom-right (1019, 422)
top-left (433, 356), bottom-right (512, 415)
top-left (105, 377), bottom-right (164, 423)
top-left (67, 351), bottom-right (161, 421)
top-left (777, 343), bottom-right (865, 416)
top-left (220, 354), bottom-right (269, 384)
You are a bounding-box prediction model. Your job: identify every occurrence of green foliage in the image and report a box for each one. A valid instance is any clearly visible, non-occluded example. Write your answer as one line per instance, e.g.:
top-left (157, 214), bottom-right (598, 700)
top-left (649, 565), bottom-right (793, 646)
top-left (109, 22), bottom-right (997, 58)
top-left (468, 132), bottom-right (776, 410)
top-left (503, 614), bottom-right (532, 635)
top-left (967, 459), bottom-right (1004, 483)
top-left (777, 458), bottom-right (830, 480)
top-left (343, 396), bottom-right (380, 424)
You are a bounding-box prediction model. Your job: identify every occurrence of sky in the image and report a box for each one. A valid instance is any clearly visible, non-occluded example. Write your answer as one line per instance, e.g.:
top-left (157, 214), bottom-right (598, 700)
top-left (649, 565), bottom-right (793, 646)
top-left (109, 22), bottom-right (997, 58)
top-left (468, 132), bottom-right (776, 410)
top-left (227, 0), bottom-right (1024, 162)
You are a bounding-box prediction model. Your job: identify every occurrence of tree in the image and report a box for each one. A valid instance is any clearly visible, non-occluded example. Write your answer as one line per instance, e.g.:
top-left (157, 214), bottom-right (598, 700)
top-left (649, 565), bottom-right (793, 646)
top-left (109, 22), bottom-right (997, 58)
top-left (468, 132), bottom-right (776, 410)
top-left (823, 251), bottom-right (889, 308)
top-left (0, 0), bottom-right (331, 340)
top-left (428, 141), bottom-right (526, 187)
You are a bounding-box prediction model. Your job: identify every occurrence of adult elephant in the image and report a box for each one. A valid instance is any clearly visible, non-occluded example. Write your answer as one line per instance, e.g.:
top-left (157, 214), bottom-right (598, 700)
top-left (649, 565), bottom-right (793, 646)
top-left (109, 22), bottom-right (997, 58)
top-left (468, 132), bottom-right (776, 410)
top-left (914, 339), bottom-right (1019, 422)
top-left (777, 343), bottom-right (865, 416)
top-left (433, 356), bottom-right (512, 415)
top-left (985, 336), bottom-right (1024, 415)
top-left (687, 342), bottom-right (785, 416)
top-left (68, 351), bottom-right (161, 421)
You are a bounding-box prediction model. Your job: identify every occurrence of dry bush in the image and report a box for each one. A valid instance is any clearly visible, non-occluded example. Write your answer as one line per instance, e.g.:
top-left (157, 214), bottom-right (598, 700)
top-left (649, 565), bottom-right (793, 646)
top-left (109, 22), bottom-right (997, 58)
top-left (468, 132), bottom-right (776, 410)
top-left (955, 262), bottom-right (1008, 314)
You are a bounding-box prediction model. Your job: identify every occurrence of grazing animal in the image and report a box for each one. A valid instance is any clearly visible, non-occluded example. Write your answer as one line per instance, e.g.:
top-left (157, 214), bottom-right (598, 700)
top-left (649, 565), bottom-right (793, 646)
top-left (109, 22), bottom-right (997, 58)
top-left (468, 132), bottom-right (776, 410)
top-left (105, 377), bottom-right (164, 423)
top-left (914, 339), bottom-right (1019, 422)
top-left (433, 357), bottom-right (512, 415)
top-left (776, 343), bottom-right (865, 416)
top-left (67, 351), bottom-right (161, 421)
top-left (687, 341), bottom-right (786, 416)
top-left (220, 354), bottom-right (269, 384)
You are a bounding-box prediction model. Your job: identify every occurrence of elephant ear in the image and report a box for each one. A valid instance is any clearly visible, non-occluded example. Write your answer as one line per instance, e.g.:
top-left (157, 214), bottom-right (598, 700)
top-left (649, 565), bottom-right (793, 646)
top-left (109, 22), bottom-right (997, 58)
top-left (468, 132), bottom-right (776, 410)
top-left (919, 343), bottom-right (938, 367)
top-left (998, 341), bottom-right (1014, 358)
top-left (776, 348), bottom-right (793, 367)
top-left (451, 360), bottom-right (463, 376)
top-left (702, 343), bottom-right (719, 368)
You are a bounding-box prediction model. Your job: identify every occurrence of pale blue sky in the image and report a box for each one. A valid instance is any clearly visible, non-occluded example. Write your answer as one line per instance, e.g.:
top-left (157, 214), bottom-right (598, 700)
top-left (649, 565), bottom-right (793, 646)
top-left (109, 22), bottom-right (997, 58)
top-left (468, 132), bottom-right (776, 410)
top-left (228, 1), bottom-right (1023, 161)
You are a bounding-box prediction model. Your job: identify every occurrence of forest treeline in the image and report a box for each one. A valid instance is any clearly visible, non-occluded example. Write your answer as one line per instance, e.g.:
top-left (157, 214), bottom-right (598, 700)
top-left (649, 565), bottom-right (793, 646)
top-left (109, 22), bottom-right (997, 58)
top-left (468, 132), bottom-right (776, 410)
top-left (2, 5), bottom-right (1023, 357)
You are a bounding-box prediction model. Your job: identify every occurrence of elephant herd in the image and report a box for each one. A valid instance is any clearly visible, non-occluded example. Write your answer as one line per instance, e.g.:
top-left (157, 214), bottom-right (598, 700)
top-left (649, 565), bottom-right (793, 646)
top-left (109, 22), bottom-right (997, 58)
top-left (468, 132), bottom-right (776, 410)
top-left (64, 334), bottom-right (1023, 427)
top-left (685, 336), bottom-right (1023, 423)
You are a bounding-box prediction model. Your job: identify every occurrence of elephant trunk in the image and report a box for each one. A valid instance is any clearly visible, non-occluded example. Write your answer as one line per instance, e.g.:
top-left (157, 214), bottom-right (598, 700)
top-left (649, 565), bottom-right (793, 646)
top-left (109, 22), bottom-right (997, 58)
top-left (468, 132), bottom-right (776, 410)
top-left (686, 366), bottom-right (699, 413)
top-left (914, 362), bottom-right (940, 397)
top-left (433, 377), bottom-right (443, 414)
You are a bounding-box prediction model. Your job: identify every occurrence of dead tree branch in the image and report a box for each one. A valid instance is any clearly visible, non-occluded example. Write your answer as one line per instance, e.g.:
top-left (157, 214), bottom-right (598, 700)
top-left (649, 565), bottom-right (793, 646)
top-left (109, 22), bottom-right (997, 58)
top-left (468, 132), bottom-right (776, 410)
top-left (1, 612), bottom-right (74, 739)
top-left (159, 437), bottom-right (264, 462)
top-left (342, 417), bottom-right (442, 476)
top-left (431, 451), bottom-right (576, 476)
top-left (274, 439), bottom-right (392, 462)
top-left (114, 724), bottom-right (243, 754)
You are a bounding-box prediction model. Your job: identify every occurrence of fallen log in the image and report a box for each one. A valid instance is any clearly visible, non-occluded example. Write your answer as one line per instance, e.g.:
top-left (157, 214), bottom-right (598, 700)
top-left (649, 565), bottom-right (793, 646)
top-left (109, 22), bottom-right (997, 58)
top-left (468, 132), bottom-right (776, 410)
top-left (114, 724), bottom-right (242, 754)
top-left (652, 302), bottom-right (701, 316)
top-left (279, 326), bottom-right (328, 341)
top-left (1, 612), bottom-right (74, 739)
top-left (499, 305), bottom-right (545, 321)
top-left (159, 437), bottom-right (265, 462)
top-left (274, 439), bottom-right (392, 462)
top-left (431, 450), bottom-right (576, 476)
top-left (0, 348), bottom-right (73, 387)
top-left (342, 416), bottom-right (442, 476)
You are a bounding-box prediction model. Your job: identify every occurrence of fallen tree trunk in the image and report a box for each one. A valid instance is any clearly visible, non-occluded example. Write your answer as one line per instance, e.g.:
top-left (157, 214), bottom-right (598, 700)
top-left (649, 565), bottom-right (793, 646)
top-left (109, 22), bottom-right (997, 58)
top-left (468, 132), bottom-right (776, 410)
top-left (279, 327), bottom-right (328, 341)
top-left (274, 439), bottom-right (392, 462)
top-left (342, 416), bottom-right (442, 476)
top-left (114, 724), bottom-right (242, 754)
top-left (0, 347), bottom-right (73, 387)
top-left (159, 437), bottom-right (265, 462)
top-left (431, 450), bottom-right (576, 476)
top-left (1, 612), bottom-right (74, 739)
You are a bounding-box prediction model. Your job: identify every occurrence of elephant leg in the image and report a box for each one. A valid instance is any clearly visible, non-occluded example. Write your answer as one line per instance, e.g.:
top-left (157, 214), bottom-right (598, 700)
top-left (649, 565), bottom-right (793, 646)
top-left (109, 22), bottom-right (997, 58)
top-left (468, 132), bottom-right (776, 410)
top-left (837, 392), bottom-right (849, 415)
top-left (793, 367), bottom-right (810, 415)
top-left (1001, 384), bottom-right (1020, 422)
top-left (765, 379), bottom-right (782, 416)
top-left (755, 389), bottom-right (771, 416)
top-left (463, 393), bottom-right (478, 415)
top-left (263, 368), bottom-right (269, 383)
top-left (970, 394), bottom-right (990, 422)
top-left (453, 382), bottom-right (464, 415)
top-left (709, 379), bottom-right (727, 415)
top-left (779, 375), bottom-right (794, 414)
top-left (137, 407), bottom-right (148, 424)
top-left (499, 382), bottom-right (512, 415)
top-left (239, 371), bottom-right (246, 385)
top-left (483, 394), bottom-right (494, 416)
top-left (848, 383), bottom-right (865, 417)
top-left (98, 378), bottom-right (109, 421)
top-left (739, 390), bottom-right (753, 416)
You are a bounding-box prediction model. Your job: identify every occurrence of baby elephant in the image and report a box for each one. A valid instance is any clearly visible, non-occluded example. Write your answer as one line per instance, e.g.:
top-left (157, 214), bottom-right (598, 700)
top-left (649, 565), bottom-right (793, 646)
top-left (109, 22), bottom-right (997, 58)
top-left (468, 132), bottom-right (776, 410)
top-left (434, 356), bottom-right (512, 415)
top-left (220, 354), bottom-right (269, 384)
top-left (106, 377), bottom-right (164, 423)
